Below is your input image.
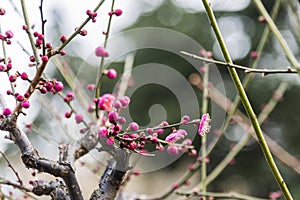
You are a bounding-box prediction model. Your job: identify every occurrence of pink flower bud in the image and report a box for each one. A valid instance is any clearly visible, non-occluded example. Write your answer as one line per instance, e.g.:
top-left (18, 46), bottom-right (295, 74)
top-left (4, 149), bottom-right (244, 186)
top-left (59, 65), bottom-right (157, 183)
top-left (108, 111), bottom-right (119, 124)
top-left (5, 30), bottom-right (14, 39)
top-left (9, 75), bottom-right (17, 82)
top-left (29, 55), bottom-right (35, 62)
top-left (79, 30), bottom-right (87, 36)
top-left (87, 104), bottom-right (95, 113)
top-left (6, 63), bottom-right (12, 70)
top-left (167, 146), bottom-right (179, 155)
top-left (86, 10), bottom-right (92, 16)
top-left (60, 35), bottom-right (66, 43)
top-left (98, 127), bottom-right (108, 137)
top-left (118, 116), bottom-right (126, 124)
top-left (60, 50), bottom-right (66, 56)
top-left (250, 51), bottom-right (258, 59)
top-left (0, 65), bottom-right (5, 72)
top-left (0, 8), bottom-right (6, 15)
top-left (16, 95), bottom-right (24, 102)
top-left (128, 122), bottom-right (139, 131)
top-left (106, 137), bottom-right (114, 145)
top-left (21, 100), bottom-right (30, 109)
top-left (113, 100), bottom-right (122, 109)
top-left (106, 69), bottom-right (117, 79)
top-left (20, 72), bottom-right (28, 80)
top-left (64, 111), bottom-right (72, 118)
top-left (86, 84), bottom-right (95, 91)
top-left (2, 108), bottom-right (12, 116)
top-left (54, 81), bottom-right (64, 92)
top-left (45, 81), bottom-right (53, 91)
top-left (114, 9), bottom-right (123, 16)
top-left (119, 96), bottom-right (130, 107)
top-left (95, 46), bottom-right (109, 57)
top-left (75, 114), bottom-right (83, 123)
top-left (41, 56), bottom-right (48, 62)
top-left (66, 92), bottom-right (75, 100)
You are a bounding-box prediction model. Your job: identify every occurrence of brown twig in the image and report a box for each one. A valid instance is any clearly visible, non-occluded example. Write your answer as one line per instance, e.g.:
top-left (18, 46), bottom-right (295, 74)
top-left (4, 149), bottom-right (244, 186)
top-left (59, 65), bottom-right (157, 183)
top-left (0, 151), bottom-right (23, 185)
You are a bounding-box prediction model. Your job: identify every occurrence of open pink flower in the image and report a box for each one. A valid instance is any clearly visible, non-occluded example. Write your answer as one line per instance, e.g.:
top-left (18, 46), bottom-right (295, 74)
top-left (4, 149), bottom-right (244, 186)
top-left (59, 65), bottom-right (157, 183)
top-left (165, 129), bottom-right (187, 143)
top-left (98, 94), bottom-right (115, 111)
top-left (198, 113), bottom-right (211, 136)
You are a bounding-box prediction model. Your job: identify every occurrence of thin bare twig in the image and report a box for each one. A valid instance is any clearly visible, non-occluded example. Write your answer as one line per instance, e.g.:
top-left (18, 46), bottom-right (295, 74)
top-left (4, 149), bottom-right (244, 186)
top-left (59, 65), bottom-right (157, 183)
top-left (0, 151), bottom-right (23, 185)
top-left (180, 51), bottom-right (297, 75)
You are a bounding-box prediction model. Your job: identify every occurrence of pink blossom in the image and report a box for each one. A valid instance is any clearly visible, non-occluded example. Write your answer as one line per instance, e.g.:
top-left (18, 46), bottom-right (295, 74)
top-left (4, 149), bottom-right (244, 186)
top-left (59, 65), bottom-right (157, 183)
top-left (118, 116), bottom-right (126, 124)
top-left (114, 9), bottom-right (123, 16)
top-left (20, 72), bottom-right (28, 80)
top-left (5, 30), bottom-right (14, 39)
top-left (21, 100), bottom-right (30, 109)
top-left (66, 92), bottom-right (75, 100)
top-left (86, 84), bottom-right (95, 91)
top-left (119, 96), bottom-right (130, 107)
top-left (181, 115), bottom-right (190, 125)
top-left (60, 35), bottom-right (66, 43)
top-left (54, 81), bottom-right (64, 92)
top-left (41, 56), bottom-right (48, 62)
top-left (0, 8), bottom-right (6, 15)
top-left (167, 146), bottom-right (179, 155)
top-left (269, 190), bottom-right (282, 199)
top-left (106, 69), bottom-right (117, 79)
top-left (2, 108), bottom-right (12, 116)
top-left (113, 100), bottom-right (122, 109)
top-left (98, 94), bottom-right (115, 111)
top-left (98, 127), bottom-right (108, 137)
top-left (75, 114), bottom-right (83, 123)
top-left (128, 122), bottom-right (139, 131)
top-left (64, 111), bottom-right (72, 118)
top-left (95, 46), bottom-right (109, 57)
top-left (106, 137), bottom-right (114, 145)
top-left (198, 113), bottom-right (211, 136)
top-left (108, 111), bottom-right (118, 124)
top-left (165, 129), bottom-right (187, 143)
top-left (9, 75), bottom-right (17, 82)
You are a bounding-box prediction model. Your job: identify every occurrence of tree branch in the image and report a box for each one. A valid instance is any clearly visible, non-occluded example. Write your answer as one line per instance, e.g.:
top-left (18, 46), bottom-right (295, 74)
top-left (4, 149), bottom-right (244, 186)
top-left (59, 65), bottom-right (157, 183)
top-left (0, 116), bottom-right (84, 200)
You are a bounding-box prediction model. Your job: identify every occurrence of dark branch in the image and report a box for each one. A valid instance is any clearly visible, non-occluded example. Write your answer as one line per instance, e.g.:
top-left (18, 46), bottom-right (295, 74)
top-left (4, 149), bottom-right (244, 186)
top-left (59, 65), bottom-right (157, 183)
top-left (32, 180), bottom-right (70, 200)
top-left (90, 140), bottom-right (131, 200)
top-left (0, 116), bottom-right (83, 200)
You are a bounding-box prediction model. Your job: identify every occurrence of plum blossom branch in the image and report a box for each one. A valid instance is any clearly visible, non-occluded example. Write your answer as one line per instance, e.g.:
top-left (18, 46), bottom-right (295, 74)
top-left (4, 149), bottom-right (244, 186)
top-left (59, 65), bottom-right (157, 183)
top-left (56, 0), bottom-right (106, 52)
top-left (180, 51), bottom-right (297, 75)
top-left (20, 0), bottom-right (41, 65)
top-left (95, 0), bottom-right (116, 118)
top-left (0, 26), bottom-right (15, 95)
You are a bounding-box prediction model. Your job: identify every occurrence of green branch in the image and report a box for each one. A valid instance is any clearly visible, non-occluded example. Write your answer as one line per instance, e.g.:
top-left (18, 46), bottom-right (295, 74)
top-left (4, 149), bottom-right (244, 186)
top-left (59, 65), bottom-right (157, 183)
top-left (201, 1), bottom-right (293, 199)
top-left (252, 0), bottom-right (299, 73)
